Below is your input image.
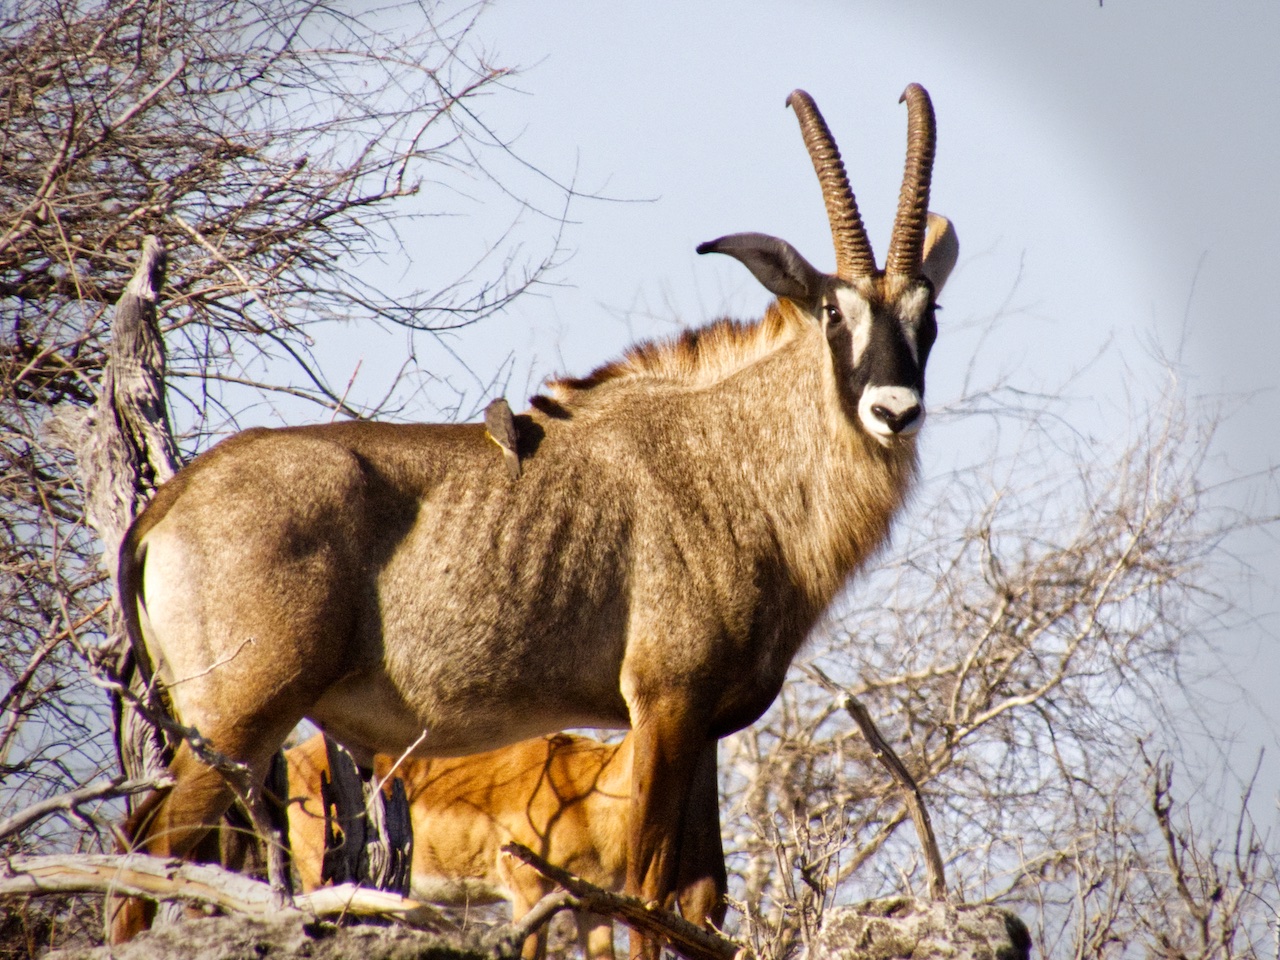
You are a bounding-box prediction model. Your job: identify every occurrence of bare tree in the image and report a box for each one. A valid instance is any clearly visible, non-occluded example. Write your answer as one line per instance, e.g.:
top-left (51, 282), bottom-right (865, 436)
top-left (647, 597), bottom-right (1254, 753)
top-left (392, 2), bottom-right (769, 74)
top-left (719, 380), bottom-right (1278, 959)
top-left (1, 0), bottom-right (568, 950)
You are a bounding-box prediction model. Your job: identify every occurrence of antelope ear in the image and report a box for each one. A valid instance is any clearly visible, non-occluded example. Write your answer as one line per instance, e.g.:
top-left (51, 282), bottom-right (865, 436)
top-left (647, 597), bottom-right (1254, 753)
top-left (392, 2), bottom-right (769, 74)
top-left (697, 232), bottom-right (826, 307)
top-left (921, 213), bottom-right (959, 295)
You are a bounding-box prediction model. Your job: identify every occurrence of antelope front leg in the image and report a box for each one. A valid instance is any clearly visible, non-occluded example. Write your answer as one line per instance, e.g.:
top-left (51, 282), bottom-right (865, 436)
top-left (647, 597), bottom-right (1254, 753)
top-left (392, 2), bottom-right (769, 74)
top-left (674, 740), bottom-right (727, 930)
top-left (627, 701), bottom-right (707, 960)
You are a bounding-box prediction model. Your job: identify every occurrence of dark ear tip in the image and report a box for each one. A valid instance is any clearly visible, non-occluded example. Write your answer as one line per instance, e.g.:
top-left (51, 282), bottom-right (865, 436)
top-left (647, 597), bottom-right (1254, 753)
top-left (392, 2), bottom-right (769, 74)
top-left (695, 240), bottom-right (718, 256)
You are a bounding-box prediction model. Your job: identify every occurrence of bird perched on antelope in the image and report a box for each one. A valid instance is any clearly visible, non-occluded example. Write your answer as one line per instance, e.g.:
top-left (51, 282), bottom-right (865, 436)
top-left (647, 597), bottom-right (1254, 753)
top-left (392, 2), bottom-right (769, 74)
top-left (484, 397), bottom-right (522, 480)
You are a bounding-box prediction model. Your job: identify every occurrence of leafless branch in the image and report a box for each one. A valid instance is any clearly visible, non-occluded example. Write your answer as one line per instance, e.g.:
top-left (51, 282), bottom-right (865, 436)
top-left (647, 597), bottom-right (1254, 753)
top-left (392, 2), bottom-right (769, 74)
top-left (840, 693), bottom-right (948, 903)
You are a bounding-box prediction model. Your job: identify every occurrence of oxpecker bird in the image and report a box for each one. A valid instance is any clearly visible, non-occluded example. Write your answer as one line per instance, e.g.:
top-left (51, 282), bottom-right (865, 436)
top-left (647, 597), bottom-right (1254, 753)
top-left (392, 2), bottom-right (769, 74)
top-left (484, 398), bottom-right (521, 479)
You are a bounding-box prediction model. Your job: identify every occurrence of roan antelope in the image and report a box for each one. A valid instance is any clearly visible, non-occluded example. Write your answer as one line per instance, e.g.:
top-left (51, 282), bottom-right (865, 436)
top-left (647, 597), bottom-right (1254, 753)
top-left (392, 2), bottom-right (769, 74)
top-left (112, 85), bottom-right (958, 955)
top-left (285, 732), bottom-right (725, 959)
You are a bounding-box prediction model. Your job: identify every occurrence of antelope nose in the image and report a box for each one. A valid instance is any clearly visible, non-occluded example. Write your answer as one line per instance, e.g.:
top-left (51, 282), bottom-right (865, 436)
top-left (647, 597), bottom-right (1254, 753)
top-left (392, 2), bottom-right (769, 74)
top-left (872, 403), bottom-right (921, 434)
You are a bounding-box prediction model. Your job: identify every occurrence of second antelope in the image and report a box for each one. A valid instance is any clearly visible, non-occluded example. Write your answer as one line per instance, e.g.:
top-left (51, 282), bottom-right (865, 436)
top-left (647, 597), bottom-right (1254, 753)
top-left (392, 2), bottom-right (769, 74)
top-left (113, 85), bottom-right (959, 956)
top-left (285, 732), bottom-right (724, 959)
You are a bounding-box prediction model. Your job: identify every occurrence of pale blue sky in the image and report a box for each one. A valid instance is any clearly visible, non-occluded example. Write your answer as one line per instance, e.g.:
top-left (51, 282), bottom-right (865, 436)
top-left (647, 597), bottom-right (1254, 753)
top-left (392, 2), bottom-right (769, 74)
top-left (404, 2), bottom-right (1280, 446)
top-left (344, 2), bottom-right (1280, 802)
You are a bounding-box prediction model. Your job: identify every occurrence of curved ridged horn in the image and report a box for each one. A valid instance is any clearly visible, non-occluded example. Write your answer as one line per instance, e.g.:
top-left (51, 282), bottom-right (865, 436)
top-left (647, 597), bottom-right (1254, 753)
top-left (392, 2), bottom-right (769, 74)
top-left (786, 89), bottom-right (876, 280)
top-left (884, 83), bottom-right (937, 279)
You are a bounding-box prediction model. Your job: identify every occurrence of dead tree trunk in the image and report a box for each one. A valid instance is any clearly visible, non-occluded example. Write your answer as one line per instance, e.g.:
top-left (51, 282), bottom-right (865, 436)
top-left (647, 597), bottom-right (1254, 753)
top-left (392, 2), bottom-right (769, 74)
top-left (321, 738), bottom-right (414, 896)
top-left (80, 237), bottom-right (181, 581)
top-left (63, 236), bottom-right (178, 797)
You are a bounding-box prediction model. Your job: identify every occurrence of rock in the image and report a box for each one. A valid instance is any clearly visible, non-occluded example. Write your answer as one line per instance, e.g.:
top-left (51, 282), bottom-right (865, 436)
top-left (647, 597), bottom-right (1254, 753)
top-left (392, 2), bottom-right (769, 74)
top-left (48, 913), bottom-right (491, 960)
top-left (806, 898), bottom-right (1032, 960)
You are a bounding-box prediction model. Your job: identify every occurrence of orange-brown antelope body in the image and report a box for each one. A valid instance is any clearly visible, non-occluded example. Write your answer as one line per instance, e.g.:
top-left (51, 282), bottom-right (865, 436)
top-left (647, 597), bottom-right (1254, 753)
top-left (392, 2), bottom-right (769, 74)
top-left (113, 86), bottom-right (959, 956)
top-left (285, 732), bottom-right (724, 959)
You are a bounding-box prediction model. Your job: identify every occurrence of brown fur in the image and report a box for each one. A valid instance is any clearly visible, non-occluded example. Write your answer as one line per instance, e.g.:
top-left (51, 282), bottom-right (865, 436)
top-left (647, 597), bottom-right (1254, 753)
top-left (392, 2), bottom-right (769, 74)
top-left (110, 112), bottom-right (957, 955)
top-left (546, 309), bottom-right (799, 403)
top-left (285, 732), bottom-right (724, 960)
top-left (110, 303), bottom-right (918, 937)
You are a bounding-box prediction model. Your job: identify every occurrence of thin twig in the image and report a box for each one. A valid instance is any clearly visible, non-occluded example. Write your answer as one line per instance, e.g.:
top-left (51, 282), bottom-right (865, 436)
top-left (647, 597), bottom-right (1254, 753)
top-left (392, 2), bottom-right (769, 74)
top-left (374, 727), bottom-right (428, 794)
top-left (0, 776), bottom-right (170, 842)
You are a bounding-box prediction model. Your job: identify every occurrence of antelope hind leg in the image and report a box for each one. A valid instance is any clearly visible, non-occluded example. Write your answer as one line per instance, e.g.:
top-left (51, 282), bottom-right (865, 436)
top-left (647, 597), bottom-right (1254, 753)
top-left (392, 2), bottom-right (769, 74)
top-left (108, 725), bottom-right (295, 942)
top-left (108, 741), bottom-right (238, 942)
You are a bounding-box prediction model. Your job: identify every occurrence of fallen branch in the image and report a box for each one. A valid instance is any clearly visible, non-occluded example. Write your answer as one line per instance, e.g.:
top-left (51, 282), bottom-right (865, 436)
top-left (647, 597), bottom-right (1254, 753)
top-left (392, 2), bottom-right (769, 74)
top-left (500, 842), bottom-right (744, 960)
top-left (0, 854), bottom-right (454, 932)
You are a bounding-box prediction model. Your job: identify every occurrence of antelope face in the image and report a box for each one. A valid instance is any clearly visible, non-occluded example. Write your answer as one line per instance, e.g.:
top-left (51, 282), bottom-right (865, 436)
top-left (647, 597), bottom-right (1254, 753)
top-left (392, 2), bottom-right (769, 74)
top-left (699, 85), bottom-right (958, 444)
top-left (823, 279), bottom-right (937, 443)
top-left (697, 222), bottom-right (955, 445)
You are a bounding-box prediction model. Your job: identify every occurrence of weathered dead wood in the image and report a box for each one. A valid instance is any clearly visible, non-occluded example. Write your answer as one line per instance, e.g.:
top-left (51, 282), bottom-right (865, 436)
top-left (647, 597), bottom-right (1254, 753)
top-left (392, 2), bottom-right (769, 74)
top-left (369, 776), bottom-right (413, 892)
top-left (43, 912), bottom-right (486, 960)
top-left (71, 235), bottom-right (181, 582)
top-left (840, 695), bottom-right (948, 902)
top-left (500, 842), bottom-right (744, 960)
top-left (811, 898), bottom-right (1031, 960)
top-left (45, 236), bottom-right (178, 830)
top-left (48, 236), bottom-right (178, 801)
top-left (320, 736), bottom-right (413, 895)
top-left (0, 854), bottom-right (453, 931)
top-left (99, 241), bottom-right (180, 844)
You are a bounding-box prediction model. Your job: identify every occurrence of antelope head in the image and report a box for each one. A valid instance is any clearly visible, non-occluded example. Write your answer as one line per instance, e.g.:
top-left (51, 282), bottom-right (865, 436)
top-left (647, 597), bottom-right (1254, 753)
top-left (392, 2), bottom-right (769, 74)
top-left (698, 85), bottom-right (958, 445)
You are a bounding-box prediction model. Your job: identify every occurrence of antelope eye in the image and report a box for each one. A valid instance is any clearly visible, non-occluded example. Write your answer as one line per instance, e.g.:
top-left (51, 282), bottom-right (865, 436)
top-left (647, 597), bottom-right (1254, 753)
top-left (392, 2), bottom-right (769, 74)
top-left (824, 304), bottom-right (843, 324)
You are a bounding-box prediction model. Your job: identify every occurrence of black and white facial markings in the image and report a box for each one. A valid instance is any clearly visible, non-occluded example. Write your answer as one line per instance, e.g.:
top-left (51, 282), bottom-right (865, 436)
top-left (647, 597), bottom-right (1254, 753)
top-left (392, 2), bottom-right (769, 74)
top-left (822, 281), bottom-right (937, 444)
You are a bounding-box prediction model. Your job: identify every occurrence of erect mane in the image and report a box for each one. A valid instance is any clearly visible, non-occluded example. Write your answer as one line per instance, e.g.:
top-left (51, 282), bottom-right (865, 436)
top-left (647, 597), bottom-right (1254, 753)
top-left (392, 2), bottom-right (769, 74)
top-left (536, 300), bottom-right (806, 412)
